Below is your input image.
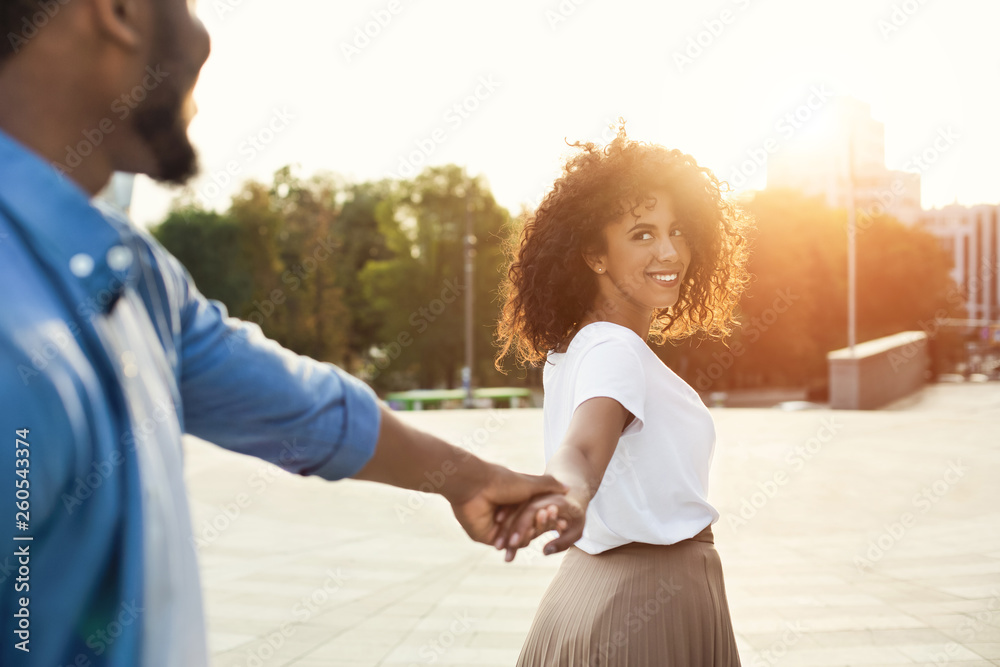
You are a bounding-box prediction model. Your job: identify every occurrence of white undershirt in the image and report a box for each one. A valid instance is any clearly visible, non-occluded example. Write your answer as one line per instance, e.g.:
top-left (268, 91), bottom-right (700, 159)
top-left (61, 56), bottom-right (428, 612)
top-left (96, 288), bottom-right (208, 667)
top-left (543, 321), bottom-right (720, 554)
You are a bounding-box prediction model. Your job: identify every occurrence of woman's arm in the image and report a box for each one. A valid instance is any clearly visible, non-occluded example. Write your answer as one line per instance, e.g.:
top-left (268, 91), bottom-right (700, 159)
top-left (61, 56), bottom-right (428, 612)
top-left (544, 396), bottom-right (631, 508)
top-left (496, 396), bottom-right (632, 557)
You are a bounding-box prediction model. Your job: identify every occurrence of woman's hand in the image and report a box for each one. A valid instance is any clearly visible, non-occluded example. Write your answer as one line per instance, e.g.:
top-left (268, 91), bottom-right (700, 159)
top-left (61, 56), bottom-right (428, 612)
top-left (493, 492), bottom-right (587, 562)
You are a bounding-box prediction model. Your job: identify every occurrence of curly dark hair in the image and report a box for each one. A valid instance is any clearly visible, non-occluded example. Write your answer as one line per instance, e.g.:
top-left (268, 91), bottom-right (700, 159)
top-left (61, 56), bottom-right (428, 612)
top-left (495, 123), bottom-right (752, 369)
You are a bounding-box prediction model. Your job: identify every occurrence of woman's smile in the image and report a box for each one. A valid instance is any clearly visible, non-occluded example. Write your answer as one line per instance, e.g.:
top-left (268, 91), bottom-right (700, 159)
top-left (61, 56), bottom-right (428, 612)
top-left (647, 268), bottom-right (682, 287)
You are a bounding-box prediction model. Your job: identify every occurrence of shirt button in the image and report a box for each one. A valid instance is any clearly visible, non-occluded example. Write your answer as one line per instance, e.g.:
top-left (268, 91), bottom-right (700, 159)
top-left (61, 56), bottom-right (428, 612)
top-left (107, 245), bottom-right (134, 271)
top-left (121, 350), bottom-right (139, 378)
top-left (69, 253), bottom-right (95, 278)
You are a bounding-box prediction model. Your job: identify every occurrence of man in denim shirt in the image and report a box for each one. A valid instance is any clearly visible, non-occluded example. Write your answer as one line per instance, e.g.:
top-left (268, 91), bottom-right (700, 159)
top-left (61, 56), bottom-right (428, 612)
top-left (0, 1), bottom-right (564, 665)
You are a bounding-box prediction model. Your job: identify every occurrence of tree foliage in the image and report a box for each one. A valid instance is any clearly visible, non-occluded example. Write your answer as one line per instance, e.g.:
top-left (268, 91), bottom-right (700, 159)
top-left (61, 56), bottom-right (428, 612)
top-left (358, 165), bottom-right (510, 391)
top-left (153, 169), bottom-right (965, 398)
top-left (153, 165), bottom-right (511, 393)
top-left (657, 189), bottom-right (962, 394)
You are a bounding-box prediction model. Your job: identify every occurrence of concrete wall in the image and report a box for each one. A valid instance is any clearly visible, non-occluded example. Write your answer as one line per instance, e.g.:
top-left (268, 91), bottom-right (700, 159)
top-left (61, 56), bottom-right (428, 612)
top-left (827, 331), bottom-right (929, 409)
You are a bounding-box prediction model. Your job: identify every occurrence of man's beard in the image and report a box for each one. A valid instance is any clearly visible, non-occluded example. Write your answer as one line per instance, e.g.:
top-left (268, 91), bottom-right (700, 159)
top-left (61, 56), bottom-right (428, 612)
top-left (132, 83), bottom-right (199, 185)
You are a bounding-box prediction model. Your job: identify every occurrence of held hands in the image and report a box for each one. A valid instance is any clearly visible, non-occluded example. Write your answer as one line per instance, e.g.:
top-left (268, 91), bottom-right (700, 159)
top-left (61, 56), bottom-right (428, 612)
top-left (447, 463), bottom-right (568, 549)
top-left (492, 491), bottom-right (587, 562)
top-left (356, 405), bottom-right (573, 555)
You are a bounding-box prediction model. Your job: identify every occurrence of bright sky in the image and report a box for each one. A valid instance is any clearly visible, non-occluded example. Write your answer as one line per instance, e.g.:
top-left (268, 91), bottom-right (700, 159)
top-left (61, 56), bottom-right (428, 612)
top-left (130, 0), bottom-right (1000, 226)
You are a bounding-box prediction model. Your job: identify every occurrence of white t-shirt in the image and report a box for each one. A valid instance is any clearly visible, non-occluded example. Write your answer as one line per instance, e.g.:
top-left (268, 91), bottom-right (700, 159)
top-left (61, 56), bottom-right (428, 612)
top-left (543, 321), bottom-right (720, 554)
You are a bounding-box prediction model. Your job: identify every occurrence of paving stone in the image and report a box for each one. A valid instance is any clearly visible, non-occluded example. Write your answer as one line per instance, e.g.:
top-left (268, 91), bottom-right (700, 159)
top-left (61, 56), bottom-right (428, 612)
top-left (183, 382), bottom-right (1000, 666)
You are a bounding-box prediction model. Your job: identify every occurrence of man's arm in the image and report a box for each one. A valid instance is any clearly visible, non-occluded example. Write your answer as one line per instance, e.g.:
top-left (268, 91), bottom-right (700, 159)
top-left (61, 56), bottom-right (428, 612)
top-left (354, 404), bottom-right (567, 545)
top-left (151, 240), bottom-right (564, 545)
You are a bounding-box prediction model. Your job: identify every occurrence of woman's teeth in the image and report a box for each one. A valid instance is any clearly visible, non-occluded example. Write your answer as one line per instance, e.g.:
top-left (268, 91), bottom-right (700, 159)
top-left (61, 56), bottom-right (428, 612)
top-left (651, 273), bottom-right (678, 283)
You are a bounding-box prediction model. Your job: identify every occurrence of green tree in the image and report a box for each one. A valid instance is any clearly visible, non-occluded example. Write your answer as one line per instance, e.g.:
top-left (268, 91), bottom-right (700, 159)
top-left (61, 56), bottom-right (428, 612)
top-left (855, 213), bottom-right (957, 342)
top-left (260, 167), bottom-right (349, 363)
top-left (359, 165), bottom-right (511, 391)
top-left (333, 180), bottom-right (395, 369)
top-left (151, 206), bottom-right (255, 314)
top-left (155, 170), bottom-right (355, 366)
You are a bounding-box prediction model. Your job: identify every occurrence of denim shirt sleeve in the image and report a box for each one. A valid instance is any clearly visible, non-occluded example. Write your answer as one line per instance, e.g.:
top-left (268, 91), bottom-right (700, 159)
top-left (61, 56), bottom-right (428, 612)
top-left (154, 242), bottom-right (382, 481)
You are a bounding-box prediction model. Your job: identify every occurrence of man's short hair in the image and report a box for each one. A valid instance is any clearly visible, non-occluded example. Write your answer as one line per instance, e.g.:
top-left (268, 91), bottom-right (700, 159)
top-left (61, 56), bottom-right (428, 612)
top-left (2, 0), bottom-right (61, 62)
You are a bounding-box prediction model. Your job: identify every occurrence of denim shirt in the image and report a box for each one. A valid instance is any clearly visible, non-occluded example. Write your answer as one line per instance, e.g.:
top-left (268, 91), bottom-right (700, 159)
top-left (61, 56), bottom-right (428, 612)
top-left (0, 129), bottom-right (382, 666)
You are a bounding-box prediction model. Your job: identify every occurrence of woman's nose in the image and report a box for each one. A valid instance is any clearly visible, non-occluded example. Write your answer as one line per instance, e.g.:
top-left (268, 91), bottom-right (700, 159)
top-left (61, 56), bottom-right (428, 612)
top-left (654, 238), bottom-right (680, 262)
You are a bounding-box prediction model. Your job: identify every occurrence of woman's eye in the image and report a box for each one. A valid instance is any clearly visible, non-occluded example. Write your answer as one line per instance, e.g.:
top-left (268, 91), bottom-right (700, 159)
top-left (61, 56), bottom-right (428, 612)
top-left (670, 227), bottom-right (684, 237)
top-left (633, 232), bottom-right (654, 241)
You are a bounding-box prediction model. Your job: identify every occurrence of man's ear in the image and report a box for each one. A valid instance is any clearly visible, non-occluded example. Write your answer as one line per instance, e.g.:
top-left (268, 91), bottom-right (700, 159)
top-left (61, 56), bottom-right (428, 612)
top-left (91, 0), bottom-right (143, 51)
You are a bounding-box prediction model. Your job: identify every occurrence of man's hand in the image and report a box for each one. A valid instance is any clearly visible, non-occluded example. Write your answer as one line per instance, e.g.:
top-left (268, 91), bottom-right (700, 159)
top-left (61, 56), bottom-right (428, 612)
top-left (448, 464), bottom-right (567, 547)
top-left (352, 404), bottom-right (566, 552)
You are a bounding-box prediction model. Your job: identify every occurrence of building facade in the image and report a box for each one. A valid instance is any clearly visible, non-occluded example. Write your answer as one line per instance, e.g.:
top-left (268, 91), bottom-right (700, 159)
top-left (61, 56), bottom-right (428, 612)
top-left (766, 97), bottom-right (998, 325)
top-left (919, 204), bottom-right (1000, 323)
top-left (767, 98), bottom-right (922, 225)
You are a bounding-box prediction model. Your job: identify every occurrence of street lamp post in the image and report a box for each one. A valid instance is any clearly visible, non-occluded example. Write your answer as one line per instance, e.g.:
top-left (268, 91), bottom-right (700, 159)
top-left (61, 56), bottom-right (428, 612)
top-left (463, 177), bottom-right (476, 408)
top-left (846, 129), bottom-right (857, 356)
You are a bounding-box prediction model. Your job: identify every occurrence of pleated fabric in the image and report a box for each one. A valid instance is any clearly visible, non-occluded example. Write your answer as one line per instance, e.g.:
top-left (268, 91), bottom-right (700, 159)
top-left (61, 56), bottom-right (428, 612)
top-left (517, 525), bottom-right (741, 667)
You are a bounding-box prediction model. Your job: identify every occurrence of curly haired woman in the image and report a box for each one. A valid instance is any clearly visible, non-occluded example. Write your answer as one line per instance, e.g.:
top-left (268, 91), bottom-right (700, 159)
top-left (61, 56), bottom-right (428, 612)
top-left (493, 125), bottom-right (752, 666)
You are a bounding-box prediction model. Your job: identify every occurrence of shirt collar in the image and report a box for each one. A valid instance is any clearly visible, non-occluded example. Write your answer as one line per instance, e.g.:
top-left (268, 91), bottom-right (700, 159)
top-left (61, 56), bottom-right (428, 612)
top-left (0, 128), bottom-right (138, 314)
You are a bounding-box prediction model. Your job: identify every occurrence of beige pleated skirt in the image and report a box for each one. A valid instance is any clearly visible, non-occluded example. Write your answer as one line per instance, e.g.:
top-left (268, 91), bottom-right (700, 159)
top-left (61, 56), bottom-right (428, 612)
top-left (517, 525), bottom-right (741, 667)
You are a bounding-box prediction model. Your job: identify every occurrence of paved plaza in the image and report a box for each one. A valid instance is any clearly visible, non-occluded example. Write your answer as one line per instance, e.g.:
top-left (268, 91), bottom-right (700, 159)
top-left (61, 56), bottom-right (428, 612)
top-left (185, 382), bottom-right (1000, 667)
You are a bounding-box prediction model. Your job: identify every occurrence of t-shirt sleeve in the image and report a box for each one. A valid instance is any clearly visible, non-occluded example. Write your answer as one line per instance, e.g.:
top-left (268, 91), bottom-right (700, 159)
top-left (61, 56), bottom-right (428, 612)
top-left (571, 338), bottom-right (646, 435)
